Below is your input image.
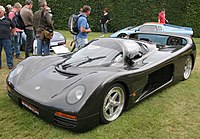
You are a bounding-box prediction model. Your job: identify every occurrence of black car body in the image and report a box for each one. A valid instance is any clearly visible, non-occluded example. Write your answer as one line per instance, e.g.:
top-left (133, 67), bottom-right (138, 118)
top-left (7, 32), bottom-right (196, 132)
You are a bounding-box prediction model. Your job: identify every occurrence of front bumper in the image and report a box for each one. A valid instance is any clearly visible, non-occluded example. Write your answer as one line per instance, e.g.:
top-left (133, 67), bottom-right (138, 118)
top-left (6, 83), bottom-right (99, 132)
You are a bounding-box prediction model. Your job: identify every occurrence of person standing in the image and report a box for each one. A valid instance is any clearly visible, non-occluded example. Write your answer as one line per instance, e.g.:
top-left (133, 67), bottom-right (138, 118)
top-left (158, 9), bottom-right (168, 24)
top-left (0, 6), bottom-right (16, 69)
top-left (20, 0), bottom-right (34, 58)
top-left (5, 4), bottom-right (12, 16)
top-left (76, 5), bottom-right (92, 50)
top-left (33, 0), bottom-right (54, 55)
top-left (71, 7), bottom-right (83, 52)
top-left (100, 8), bottom-right (110, 34)
top-left (8, 2), bottom-right (23, 59)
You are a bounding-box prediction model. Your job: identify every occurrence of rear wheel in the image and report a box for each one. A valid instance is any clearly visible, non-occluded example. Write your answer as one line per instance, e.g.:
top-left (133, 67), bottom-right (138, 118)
top-left (183, 56), bottom-right (193, 80)
top-left (100, 84), bottom-right (125, 123)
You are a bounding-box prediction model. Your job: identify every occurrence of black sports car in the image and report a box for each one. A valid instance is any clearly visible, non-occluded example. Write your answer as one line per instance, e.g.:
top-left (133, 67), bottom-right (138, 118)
top-left (6, 32), bottom-right (196, 132)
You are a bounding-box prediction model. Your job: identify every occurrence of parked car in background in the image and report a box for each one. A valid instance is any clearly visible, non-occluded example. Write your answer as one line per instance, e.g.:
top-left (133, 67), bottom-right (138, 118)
top-left (21, 31), bottom-right (67, 54)
top-left (110, 22), bottom-right (193, 38)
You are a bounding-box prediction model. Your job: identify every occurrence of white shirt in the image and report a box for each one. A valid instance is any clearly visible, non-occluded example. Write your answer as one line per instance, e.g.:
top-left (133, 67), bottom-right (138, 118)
top-left (0, 16), bottom-right (5, 20)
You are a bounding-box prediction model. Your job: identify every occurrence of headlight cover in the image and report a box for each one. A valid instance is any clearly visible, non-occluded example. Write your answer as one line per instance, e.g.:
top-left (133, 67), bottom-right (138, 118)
top-left (9, 65), bottom-right (24, 78)
top-left (66, 85), bottom-right (85, 104)
top-left (58, 34), bottom-right (65, 40)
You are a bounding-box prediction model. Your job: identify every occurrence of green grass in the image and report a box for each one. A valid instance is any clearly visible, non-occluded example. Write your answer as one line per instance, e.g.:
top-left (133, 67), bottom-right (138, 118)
top-left (0, 32), bottom-right (200, 139)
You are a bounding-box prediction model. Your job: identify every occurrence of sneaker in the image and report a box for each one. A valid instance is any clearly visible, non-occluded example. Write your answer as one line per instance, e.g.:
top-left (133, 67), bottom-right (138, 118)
top-left (16, 56), bottom-right (23, 60)
top-left (8, 67), bottom-right (13, 70)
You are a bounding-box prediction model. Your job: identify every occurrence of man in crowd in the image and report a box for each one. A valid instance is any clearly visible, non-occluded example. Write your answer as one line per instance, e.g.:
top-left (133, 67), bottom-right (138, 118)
top-left (158, 9), bottom-right (168, 24)
top-left (8, 2), bottom-right (23, 59)
top-left (33, 0), bottom-right (54, 55)
top-left (5, 4), bottom-right (12, 15)
top-left (76, 5), bottom-right (92, 49)
top-left (20, 0), bottom-right (34, 58)
top-left (0, 6), bottom-right (16, 69)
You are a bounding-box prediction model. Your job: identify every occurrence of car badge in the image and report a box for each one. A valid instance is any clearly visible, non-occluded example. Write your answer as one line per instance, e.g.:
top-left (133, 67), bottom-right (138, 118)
top-left (35, 86), bottom-right (41, 91)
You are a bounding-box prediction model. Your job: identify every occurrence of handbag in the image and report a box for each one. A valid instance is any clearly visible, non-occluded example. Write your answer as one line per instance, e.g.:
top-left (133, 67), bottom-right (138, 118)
top-left (39, 10), bottom-right (54, 40)
top-left (40, 29), bottom-right (54, 40)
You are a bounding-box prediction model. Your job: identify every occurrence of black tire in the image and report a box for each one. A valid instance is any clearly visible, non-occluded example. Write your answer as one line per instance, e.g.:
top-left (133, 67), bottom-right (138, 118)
top-left (182, 56), bottom-right (193, 80)
top-left (117, 33), bottom-right (127, 38)
top-left (100, 84), bottom-right (126, 124)
top-left (167, 37), bottom-right (182, 46)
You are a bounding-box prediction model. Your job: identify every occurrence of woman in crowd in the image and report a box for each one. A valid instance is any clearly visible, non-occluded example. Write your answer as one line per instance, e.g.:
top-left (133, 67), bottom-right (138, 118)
top-left (100, 8), bottom-right (110, 34)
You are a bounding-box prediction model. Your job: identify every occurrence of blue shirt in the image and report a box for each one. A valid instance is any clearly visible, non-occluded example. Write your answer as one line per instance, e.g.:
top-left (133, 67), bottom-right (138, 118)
top-left (77, 14), bottom-right (89, 39)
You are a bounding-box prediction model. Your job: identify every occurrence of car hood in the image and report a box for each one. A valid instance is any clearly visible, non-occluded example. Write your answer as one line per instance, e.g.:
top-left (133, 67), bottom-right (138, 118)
top-left (110, 27), bottom-right (137, 37)
top-left (8, 55), bottom-right (123, 112)
top-left (51, 31), bottom-right (65, 42)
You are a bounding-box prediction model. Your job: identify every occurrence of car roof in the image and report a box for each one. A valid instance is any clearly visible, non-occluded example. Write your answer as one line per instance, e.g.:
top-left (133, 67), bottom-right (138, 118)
top-left (143, 22), bottom-right (164, 25)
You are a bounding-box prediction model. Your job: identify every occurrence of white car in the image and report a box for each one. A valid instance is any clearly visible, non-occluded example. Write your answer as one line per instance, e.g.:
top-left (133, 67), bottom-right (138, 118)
top-left (21, 31), bottom-right (69, 54)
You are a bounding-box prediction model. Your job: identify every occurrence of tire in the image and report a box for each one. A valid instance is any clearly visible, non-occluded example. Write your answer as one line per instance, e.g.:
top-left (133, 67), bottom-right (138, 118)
top-left (117, 33), bottom-right (127, 38)
top-left (100, 84), bottom-right (126, 124)
top-left (167, 37), bottom-right (182, 46)
top-left (182, 56), bottom-right (193, 80)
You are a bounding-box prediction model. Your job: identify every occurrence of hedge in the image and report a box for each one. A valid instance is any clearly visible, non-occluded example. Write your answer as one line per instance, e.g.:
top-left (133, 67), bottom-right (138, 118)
top-left (1, 0), bottom-right (200, 37)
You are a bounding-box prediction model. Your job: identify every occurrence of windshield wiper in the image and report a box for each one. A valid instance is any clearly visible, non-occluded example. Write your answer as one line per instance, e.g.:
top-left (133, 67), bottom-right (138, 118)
top-left (61, 57), bottom-right (88, 69)
top-left (61, 56), bottom-right (106, 69)
top-left (76, 56), bottom-right (106, 67)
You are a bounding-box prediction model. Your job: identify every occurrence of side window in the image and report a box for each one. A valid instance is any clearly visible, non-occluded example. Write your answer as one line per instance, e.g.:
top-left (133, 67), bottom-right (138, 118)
top-left (157, 26), bottom-right (163, 31)
top-left (113, 53), bottom-right (123, 63)
top-left (140, 25), bottom-right (157, 32)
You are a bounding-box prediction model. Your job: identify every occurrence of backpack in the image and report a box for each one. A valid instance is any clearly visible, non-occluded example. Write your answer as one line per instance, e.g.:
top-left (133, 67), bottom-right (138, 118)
top-left (68, 13), bottom-right (83, 35)
top-left (12, 12), bottom-right (26, 30)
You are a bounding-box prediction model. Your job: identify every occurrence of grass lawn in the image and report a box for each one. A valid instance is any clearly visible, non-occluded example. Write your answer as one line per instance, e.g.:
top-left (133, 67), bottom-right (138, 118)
top-left (0, 32), bottom-right (200, 139)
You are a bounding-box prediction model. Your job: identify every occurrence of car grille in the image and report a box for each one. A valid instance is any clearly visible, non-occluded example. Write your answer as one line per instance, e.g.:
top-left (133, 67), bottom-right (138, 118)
top-left (54, 115), bottom-right (78, 128)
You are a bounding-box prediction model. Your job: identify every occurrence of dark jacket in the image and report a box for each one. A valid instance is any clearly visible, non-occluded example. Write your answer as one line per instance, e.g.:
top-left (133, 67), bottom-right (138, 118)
top-left (0, 16), bottom-right (15, 39)
top-left (33, 7), bottom-right (53, 36)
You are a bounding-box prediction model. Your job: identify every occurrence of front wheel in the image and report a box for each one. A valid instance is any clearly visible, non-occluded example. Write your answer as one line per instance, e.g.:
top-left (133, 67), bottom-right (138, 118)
top-left (117, 33), bottom-right (127, 38)
top-left (100, 84), bottom-right (126, 124)
top-left (183, 56), bottom-right (193, 80)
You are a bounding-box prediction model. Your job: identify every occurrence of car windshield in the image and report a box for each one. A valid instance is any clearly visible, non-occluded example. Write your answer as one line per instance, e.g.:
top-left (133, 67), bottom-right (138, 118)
top-left (62, 39), bottom-right (123, 68)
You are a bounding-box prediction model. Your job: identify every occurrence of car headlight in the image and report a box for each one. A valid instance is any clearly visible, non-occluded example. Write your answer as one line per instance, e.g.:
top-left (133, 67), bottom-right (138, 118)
top-left (58, 35), bottom-right (65, 40)
top-left (9, 65), bottom-right (23, 78)
top-left (66, 85), bottom-right (85, 104)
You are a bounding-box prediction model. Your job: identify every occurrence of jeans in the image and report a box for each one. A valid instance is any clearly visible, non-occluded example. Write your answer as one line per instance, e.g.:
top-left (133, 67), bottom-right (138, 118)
top-left (36, 36), bottom-right (50, 55)
top-left (12, 32), bottom-right (22, 58)
top-left (24, 29), bottom-right (34, 58)
top-left (76, 38), bottom-right (88, 50)
top-left (101, 23), bottom-right (108, 34)
top-left (0, 39), bottom-right (13, 68)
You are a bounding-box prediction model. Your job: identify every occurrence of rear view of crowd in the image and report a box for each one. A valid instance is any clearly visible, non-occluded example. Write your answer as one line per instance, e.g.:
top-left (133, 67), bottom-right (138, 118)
top-left (0, 0), bottom-right (53, 69)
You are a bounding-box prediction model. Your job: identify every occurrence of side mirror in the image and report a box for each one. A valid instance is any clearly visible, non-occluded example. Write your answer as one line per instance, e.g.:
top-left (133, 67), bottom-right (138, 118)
top-left (135, 29), bottom-right (140, 32)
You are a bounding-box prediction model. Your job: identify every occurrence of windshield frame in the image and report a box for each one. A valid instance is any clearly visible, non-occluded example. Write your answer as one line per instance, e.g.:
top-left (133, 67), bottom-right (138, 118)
top-left (61, 38), bottom-right (125, 68)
